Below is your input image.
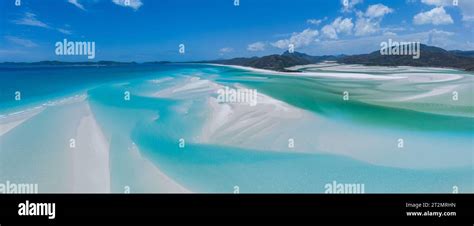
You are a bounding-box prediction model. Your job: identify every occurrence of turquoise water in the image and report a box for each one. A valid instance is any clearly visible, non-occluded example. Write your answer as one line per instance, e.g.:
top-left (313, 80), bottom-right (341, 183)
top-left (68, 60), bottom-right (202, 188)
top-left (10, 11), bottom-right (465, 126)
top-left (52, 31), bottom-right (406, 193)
top-left (0, 64), bottom-right (473, 193)
top-left (0, 64), bottom-right (180, 113)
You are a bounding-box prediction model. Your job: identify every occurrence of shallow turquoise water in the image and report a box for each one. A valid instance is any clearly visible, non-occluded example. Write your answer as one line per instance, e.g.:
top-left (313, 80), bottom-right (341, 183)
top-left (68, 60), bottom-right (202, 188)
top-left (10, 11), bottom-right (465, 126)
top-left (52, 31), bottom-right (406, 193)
top-left (1, 64), bottom-right (473, 193)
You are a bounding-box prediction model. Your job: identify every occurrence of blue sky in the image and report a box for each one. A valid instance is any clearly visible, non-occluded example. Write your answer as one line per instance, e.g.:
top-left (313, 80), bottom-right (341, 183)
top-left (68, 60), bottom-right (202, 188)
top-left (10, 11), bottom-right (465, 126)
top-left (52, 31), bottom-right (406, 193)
top-left (1, 0), bottom-right (473, 62)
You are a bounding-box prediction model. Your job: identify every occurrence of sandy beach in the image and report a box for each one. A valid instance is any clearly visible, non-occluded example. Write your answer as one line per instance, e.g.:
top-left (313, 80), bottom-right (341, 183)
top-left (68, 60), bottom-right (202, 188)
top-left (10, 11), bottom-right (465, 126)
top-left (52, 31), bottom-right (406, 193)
top-left (72, 102), bottom-right (111, 192)
top-left (1, 62), bottom-right (472, 193)
top-left (0, 106), bottom-right (45, 136)
top-left (207, 63), bottom-right (407, 80)
top-left (142, 72), bottom-right (473, 170)
top-left (0, 94), bottom-right (190, 193)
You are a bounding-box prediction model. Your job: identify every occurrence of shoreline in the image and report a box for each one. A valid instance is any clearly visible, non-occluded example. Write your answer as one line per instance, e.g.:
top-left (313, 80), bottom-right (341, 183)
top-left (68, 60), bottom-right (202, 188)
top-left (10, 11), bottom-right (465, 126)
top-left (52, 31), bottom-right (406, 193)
top-left (205, 63), bottom-right (407, 80)
top-left (206, 63), bottom-right (468, 85)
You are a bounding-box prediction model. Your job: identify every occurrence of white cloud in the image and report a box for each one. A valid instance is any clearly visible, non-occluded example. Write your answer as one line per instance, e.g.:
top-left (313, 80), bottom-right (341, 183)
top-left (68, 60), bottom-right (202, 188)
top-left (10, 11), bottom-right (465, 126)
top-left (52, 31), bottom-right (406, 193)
top-left (354, 17), bottom-right (379, 36)
top-left (307, 19), bottom-right (322, 25)
top-left (307, 28), bottom-right (467, 55)
top-left (365, 4), bottom-right (393, 18)
top-left (459, 0), bottom-right (474, 21)
top-left (413, 7), bottom-right (453, 25)
top-left (112, 0), bottom-right (143, 10)
top-left (12, 12), bottom-right (73, 35)
top-left (247, 42), bottom-right (265, 51)
top-left (383, 31), bottom-right (397, 36)
top-left (321, 17), bottom-right (354, 39)
top-left (68, 0), bottom-right (86, 11)
top-left (321, 25), bottom-right (338, 39)
top-left (12, 12), bottom-right (49, 28)
top-left (285, 26), bottom-right (472, 56)
top-left (333, 17), bottom-right (354, 34)
top-left (219, 47), bottom-right (233, 55)
top-left (57, 28), bottom-right (72, 35)
top-left (341, 0), bottom-right (363, 12)
top-left (421, 0), bottom-right (452, 6)
top-left (429, 28), bottom-right (454, 36)
top-left (272, 28), bottom-right (319, 49)
top-left (5, 36), bottom-right (37, 47)
top-left (425, 29), bottom-right (457, 47)
top-left (421, 0), bottom-right (474, 22)
top-left (353, 4), bottom-right (393, 36)
top-left (272, 40), bottom-right (288, 49)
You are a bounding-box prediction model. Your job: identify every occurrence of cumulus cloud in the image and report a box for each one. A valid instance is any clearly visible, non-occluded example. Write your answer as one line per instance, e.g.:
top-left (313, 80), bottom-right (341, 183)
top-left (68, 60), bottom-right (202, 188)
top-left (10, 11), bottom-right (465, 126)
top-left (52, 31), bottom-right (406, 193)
top-left (353, 4), bottom-right (393, 36)
top-left (5, 36), bottom-right (37, 47)
top-left (341, 0), bottom-right (363, 12)
top-left (112, 0), bottom-right (143, 10)
top-left (283, 25), bottom-right (473, 56)
top-left (68, 0), bottom-right (86, 11)
top-left (413, 7), bottom-right (453, 25)
top-left (321, 25), bottom-right (338, 39)
top-left (421, 0), bottom-right (474, 22)
top-left (272, 28), bottom-right (319, 49)
top-left (365, 4), bottom-right (393, 18)
top-left (321, 17), bottom-right (354, 39)
top-left (247, 42), bottom-right (265, 51)
top-left (334, 17), bottom-right (354, 34)
top-left (354, 17), bottom-right (379, 36)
